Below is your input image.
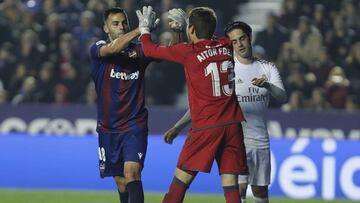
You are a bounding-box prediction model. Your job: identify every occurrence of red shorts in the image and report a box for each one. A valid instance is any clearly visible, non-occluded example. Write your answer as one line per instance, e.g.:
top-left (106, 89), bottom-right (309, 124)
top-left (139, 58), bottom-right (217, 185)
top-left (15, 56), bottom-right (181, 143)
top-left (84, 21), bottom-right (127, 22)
top-left (177, 123), bottom-right (248, 175)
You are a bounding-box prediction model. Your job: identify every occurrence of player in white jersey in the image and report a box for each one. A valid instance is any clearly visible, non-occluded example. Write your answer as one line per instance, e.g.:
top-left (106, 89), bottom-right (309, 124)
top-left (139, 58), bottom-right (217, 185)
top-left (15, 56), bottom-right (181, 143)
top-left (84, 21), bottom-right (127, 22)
top-left (163, 21), bottom-right (286, 203)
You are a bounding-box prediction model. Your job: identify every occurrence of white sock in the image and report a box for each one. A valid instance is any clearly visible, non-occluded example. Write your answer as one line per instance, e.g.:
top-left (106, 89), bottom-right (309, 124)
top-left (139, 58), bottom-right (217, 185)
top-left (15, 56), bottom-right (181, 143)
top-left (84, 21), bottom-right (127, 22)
top-left (253, 196), bottom-right (269, 203)
top-left (241, 197), bottom-right (246, 203)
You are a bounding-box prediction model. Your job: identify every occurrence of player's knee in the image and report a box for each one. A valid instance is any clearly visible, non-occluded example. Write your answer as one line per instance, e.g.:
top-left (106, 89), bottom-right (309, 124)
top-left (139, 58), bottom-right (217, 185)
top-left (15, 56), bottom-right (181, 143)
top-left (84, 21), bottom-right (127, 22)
top-left (251, 185), bottom-right (268, 198)
top-left (123, 169), bottom-right (141, 182)
top-left (239, 183), bottom-right (248, 197)
top-left (124, 162), bottom-right (142, 182)
top-left (220, 174), bottom-right (238, 186)
top-left (114, 176), bottom-right (127, 192)
top-left (175, 168), bottom-right (197, 185)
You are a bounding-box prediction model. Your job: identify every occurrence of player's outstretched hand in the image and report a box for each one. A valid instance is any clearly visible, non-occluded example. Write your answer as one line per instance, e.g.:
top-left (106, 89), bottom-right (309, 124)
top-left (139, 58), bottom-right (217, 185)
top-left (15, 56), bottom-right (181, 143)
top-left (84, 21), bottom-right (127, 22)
top-left (252, 75), bottom-right (269, 88)
top-left (163, 127), bottom-right (180, 144)
top-left (168, 8), bottom-right (188, 32)
top-left (136, 5), bottom-right (160, 34)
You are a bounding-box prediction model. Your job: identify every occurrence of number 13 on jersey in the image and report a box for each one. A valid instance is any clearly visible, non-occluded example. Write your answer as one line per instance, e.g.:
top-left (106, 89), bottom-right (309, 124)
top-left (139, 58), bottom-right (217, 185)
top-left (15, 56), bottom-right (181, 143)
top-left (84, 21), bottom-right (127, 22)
top-left (205, 60), bottom-right (234, 97)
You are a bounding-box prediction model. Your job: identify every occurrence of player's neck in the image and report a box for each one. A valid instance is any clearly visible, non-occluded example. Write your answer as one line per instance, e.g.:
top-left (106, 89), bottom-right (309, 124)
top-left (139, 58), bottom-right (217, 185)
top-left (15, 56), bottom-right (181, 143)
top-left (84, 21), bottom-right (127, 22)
top-left (235, 54), bottom-right (253, 65)
top-left (192, 38), bottom-right (207, 44)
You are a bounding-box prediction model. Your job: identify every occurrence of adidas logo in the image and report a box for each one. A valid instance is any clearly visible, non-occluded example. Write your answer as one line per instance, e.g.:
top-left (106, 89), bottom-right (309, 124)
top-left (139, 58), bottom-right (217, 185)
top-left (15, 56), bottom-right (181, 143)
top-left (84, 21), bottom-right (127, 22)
top-left (138, 152), bottom-right (143, 159)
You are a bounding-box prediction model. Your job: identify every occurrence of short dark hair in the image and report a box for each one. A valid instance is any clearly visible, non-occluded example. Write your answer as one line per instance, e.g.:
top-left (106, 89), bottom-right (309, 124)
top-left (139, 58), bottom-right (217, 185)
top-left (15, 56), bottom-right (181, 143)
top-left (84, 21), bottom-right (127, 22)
top-left (103, 7), bottom-right (127, 22)
top-left (224, 21), bottom-right (252, 39)
top-left (188, 7), bottom-right (217, 39)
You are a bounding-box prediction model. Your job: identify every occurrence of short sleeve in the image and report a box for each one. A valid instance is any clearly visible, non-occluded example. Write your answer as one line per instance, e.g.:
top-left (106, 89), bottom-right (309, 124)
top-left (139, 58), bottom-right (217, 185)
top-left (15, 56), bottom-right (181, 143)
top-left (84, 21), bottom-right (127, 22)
top-left (90, 40), bottom-right (107, 59)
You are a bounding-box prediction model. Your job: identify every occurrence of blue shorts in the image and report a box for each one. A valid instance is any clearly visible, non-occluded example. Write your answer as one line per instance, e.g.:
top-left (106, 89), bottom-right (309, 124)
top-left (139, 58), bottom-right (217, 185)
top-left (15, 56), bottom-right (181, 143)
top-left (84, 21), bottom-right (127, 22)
top-left (98, 128), bottom-right (148, 178)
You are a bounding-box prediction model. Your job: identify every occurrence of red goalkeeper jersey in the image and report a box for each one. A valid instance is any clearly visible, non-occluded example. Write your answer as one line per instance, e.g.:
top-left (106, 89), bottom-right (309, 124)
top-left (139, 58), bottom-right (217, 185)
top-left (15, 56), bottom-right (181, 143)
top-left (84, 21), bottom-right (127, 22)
top-left (141, 34), bottom-right (245, 129)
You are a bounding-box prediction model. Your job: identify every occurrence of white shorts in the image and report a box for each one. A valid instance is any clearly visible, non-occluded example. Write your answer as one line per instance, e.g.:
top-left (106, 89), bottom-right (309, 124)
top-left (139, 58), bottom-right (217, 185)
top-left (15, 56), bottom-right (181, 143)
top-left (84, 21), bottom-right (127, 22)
top-left (238, 148), bottom-right (270, 186)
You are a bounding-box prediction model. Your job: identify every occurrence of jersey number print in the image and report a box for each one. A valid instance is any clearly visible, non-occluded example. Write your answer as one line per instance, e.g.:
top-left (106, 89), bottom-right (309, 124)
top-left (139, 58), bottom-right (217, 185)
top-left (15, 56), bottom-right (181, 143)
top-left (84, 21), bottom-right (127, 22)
top-left (204, 60), bottom-right (234, 97)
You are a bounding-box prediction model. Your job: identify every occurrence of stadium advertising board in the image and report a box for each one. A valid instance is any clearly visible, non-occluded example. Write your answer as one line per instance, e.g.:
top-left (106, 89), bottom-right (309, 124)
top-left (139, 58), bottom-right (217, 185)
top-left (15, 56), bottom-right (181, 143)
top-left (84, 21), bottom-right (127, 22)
top-left (0, 135), bottom-right (359, 200)
top-left (0, 105), bottom-right (359, 139)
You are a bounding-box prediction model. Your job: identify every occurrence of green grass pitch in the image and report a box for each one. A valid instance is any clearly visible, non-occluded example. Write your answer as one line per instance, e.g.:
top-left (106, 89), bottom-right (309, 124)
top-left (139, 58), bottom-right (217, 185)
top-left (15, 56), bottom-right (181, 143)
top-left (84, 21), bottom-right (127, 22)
top-left (0, 189), bottom-right (353, 203)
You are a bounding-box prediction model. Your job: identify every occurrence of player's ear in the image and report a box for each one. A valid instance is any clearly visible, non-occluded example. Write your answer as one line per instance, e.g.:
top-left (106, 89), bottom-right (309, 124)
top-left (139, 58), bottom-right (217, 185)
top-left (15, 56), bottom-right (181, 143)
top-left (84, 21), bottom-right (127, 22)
top-left (189, 25), bottom-right (195, 34)
top-left (103, 24), bottom-right (109, 34)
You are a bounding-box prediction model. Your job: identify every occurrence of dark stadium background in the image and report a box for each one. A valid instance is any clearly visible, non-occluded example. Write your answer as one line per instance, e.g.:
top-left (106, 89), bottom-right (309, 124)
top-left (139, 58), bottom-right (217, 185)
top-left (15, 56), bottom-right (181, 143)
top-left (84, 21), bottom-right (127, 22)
top-left (0, 0), bottom-right (359, 202)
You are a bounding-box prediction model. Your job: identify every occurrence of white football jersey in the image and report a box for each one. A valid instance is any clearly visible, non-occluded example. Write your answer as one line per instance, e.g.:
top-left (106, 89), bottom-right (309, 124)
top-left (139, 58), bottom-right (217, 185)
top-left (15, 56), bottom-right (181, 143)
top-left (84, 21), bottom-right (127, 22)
top-left (234, 57), bottom-right (285, 149)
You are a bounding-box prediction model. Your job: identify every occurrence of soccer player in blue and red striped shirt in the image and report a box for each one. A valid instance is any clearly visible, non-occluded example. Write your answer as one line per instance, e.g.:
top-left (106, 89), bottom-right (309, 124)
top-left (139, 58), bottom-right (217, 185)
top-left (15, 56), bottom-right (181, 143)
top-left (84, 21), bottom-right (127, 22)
top-left (89, 7), bottom-right (159, 203)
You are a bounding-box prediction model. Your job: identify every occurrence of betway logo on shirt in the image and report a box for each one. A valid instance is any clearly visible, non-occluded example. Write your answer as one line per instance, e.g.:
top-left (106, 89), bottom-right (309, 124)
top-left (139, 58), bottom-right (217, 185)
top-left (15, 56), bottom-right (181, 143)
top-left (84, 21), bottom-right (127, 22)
top-left (110, 69), bottom-right (139, 80)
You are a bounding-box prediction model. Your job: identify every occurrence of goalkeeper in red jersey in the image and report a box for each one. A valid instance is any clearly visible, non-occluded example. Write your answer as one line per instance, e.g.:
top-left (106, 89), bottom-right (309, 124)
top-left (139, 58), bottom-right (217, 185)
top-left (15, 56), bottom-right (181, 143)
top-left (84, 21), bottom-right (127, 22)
top-left (136, 6), bottom-right (248, 203)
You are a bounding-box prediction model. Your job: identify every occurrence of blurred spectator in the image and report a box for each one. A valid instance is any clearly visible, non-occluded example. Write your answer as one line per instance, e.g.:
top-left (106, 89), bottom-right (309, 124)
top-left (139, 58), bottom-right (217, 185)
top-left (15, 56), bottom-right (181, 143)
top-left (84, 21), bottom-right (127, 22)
top-left (0, 0), bottom-right (357, 111)
top-left (82, 81), bottom-right (96, 106)
top-left (309, 47), bottom-right (334, 87)
top-left (145, 31), bottom-right (185, 105)
top-left (120, 0), bottom-right (139, 30)
top-left (307, 87), bottom-right (331, 112)
top-left (39, 13), bottom-right (66, 62)
top-left (58, 33), bottom-right (79, 67)
top-left (19, 9), bottom-right (42, 33)
top-left (252, 45), bottom-right (266, 59)
top-left (340, 0), bottom-right (360, 30)
top-left (254, 12), bottom-right (288, 61)
top-left (289, 16), bottom-right (322, 66)
top-left (86, 0), bottom-right (116, 28)
top-left (345, 95), bottom-right (359, 112)
top-left (57, 0), bottom-right (84, 31)
top-left (59, 62), bottom-right (82, 102)
top-left (39, 0), bottom-right (56, 21)
top-left (0, 80), bottom-right (7, 104)
top-left (53, 83), bottom-right (69, 105)
top-left (8, 63), bottom-right (27, 99)
top-left (281, 90), bottom-right (306, 111)
top-left (278, 0), bottom-right (301, 30)
top-left (285, 62), bottom-right (314, 97)
top-left (11, 76), bottom-right (37, 104)
top-left (0, 0), bottom-right (25, 42)
top-left (276, 42), bottom-right (299, 78)
top-left (344, 42), bottom-right (360, 101)
top-left (72, 10), bottom-right (102, 63)
top-left (35, 61), bottom-right (56, 103)
top-left (17, 29), bottom-right (47, 75)
top-left (325, 13), bottom-right (356, 65)
top-left (312, 4), bottom-right (331, 35)
top-left (0, 42), bottom-right (16, 89)
top-left (325, 66), bottom-right (351, 109)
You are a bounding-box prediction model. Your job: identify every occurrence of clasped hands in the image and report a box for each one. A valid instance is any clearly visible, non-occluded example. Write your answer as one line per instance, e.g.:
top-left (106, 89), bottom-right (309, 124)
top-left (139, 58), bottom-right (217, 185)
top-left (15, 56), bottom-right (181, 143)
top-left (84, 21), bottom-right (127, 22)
top-left (136, 5), bottom-right (188, 34)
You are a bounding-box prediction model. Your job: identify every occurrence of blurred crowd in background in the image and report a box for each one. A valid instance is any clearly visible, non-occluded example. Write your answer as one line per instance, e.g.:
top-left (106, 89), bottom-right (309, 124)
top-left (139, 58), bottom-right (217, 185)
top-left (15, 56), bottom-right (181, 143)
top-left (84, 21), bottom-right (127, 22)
top-left (0, 0), bottom-right (359, 112)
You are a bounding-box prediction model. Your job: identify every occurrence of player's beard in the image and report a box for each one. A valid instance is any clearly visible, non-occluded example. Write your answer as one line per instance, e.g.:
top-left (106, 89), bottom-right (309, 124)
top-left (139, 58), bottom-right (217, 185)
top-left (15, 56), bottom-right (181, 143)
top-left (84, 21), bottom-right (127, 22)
top-left (110, 29), bottom-right (126, 40)
top-left (239, 46), bottom-right (252, 59)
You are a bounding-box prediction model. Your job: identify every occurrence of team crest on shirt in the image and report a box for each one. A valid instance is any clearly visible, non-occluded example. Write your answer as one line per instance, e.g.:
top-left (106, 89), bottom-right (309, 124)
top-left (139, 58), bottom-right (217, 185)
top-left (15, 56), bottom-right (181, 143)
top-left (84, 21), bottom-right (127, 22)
top-left (261, 74), bottom-right (268, 82)
top-left (128, 50), bottom-right (137, 58)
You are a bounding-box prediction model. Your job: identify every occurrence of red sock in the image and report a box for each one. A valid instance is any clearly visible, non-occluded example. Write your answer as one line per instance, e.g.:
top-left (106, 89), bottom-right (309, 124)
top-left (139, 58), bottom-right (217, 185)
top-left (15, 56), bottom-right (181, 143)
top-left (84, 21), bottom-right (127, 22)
top-left (162, 177), bottom-right (188, 203)
top-left (223, 185), bottom-right (240, 203)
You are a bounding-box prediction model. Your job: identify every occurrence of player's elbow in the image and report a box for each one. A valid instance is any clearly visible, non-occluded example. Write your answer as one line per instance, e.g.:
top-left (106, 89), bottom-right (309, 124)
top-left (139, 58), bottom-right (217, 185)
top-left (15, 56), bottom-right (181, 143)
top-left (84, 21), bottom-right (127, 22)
top-left (142, 47), bottom-right (151, 57)
top-left (277, 92), bottom-right (288, 104)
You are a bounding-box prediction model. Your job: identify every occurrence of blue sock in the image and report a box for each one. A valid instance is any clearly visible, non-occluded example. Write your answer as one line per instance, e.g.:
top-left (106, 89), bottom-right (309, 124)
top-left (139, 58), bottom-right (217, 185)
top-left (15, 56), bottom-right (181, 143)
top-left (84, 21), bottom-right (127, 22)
top-left (118, 190), bottom-right (129, 203)
top-left (126, 180), bottom-right (144, 203)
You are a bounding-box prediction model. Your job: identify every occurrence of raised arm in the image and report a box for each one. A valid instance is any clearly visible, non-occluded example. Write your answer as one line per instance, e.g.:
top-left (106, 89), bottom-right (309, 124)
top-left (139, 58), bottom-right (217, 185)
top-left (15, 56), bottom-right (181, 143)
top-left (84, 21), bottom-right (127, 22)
top-left (137, 6), bottom-right (187, 64)
top-left (99, 28), bottom-right (140, 57)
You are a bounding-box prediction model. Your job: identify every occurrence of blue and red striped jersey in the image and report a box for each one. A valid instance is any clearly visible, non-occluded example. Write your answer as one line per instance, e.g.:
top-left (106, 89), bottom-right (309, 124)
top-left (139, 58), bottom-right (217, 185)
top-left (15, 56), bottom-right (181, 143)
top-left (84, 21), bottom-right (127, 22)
top-left (89, 40), bottom-right (151, 133)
